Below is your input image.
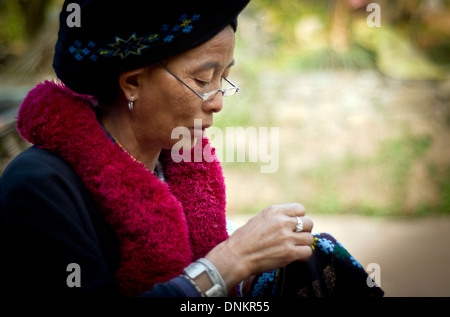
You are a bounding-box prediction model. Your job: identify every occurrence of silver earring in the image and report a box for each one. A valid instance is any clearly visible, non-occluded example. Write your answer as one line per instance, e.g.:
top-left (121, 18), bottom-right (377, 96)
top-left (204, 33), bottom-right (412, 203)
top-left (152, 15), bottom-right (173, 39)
top-left (128, 96), bottom-right (134, 111)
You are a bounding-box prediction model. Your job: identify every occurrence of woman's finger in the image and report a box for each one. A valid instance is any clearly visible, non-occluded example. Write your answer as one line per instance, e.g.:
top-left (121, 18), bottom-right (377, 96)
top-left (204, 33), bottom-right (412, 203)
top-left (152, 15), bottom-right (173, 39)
top-left (271, 203), bottom-right (306, 218)
top-left (294, 244), bottom-right (314, 262)
top-left (291, 215), bottom-right (314, 233)
top-left (293, 232), bottom-right (315, 247)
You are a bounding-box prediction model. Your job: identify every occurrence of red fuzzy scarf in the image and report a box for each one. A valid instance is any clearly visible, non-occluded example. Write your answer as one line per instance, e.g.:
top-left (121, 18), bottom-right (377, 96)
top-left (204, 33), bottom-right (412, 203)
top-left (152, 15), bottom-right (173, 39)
top-left (17, 81), bottom-right (229, 296)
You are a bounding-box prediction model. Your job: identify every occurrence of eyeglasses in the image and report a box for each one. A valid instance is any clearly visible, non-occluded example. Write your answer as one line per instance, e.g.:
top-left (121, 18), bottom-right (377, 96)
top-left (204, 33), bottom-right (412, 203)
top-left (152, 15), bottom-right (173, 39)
top-left (158, 63), bottom-right (240, 101)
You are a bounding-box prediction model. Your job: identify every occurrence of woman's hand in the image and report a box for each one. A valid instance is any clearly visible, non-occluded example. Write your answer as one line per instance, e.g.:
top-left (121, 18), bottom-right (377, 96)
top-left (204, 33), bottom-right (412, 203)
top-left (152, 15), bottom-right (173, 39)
top-left (205, 203), bottom-right (314, 291)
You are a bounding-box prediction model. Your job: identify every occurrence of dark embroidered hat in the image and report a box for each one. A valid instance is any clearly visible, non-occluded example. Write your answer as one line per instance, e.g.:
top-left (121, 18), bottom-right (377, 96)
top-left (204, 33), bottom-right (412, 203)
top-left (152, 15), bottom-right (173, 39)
top-left (53, 0), bottom-right (250, 96)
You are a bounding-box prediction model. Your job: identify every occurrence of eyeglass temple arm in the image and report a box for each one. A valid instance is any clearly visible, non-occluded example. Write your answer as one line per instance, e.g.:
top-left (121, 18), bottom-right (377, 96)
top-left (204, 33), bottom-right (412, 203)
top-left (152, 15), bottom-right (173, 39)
top-left (157, 62), bottom-right (205, 99)
top-left (223, 77), bottom-right (238, 88)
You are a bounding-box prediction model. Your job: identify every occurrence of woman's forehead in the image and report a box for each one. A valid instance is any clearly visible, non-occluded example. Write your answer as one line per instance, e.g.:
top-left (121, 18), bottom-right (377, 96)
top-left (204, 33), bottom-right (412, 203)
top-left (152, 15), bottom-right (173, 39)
top-left (171, 27), bottom-right (236, 70)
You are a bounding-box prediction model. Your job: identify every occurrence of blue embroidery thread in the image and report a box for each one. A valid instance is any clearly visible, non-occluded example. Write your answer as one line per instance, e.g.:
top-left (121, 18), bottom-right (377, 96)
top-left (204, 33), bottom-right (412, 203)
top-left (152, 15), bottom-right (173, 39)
top-left (69, 40), bottom-right (98, 61)
top-left (251, 269), bottom-right (280, 297)
top-left (70, 14), bottom-right (201, 61)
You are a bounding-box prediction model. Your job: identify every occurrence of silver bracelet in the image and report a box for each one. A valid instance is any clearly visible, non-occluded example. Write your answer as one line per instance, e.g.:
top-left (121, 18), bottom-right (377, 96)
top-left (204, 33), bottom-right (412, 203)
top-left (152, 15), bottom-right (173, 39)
top-left (183, 258), bottom-right (228, 297)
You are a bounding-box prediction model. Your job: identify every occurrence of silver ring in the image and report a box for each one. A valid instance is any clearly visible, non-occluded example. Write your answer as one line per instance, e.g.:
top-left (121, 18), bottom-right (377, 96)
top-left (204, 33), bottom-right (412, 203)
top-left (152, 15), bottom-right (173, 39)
top-left (295, 216), bottom-right (304, 233)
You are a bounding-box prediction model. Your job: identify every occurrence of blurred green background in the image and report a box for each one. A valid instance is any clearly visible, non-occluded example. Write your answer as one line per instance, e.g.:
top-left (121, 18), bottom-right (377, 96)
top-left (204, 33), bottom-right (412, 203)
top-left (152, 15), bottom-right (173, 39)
top-left (0, 0), bottom-right (449, 219)
top-left (219, 0), bottom-right (450, 219)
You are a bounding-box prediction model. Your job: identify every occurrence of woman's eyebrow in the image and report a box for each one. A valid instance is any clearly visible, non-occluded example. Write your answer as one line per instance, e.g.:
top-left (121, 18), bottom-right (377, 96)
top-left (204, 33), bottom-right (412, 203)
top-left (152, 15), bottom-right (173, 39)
top-left (198, 59), bottom-right (235, 71)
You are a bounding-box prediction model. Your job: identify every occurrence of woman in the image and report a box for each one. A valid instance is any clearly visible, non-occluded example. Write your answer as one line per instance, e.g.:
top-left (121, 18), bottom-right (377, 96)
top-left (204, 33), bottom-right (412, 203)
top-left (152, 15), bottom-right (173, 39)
top-left (0, 1), bottom-right (382, 297)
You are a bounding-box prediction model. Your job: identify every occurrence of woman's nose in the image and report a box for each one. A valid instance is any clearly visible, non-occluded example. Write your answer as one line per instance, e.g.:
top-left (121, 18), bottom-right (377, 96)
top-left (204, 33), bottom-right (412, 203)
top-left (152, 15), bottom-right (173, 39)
top-left (202, 92), bottom-right (224, 113)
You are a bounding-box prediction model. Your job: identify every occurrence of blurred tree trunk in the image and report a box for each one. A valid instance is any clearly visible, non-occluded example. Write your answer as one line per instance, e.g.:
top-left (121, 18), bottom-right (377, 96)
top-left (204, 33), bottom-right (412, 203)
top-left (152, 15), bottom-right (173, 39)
top-left (1, 0), bottom-right (57, 83)
top-left (17, 0), bottom-right (51, 43)
top-left (330, 0), bottom-right (352, 53)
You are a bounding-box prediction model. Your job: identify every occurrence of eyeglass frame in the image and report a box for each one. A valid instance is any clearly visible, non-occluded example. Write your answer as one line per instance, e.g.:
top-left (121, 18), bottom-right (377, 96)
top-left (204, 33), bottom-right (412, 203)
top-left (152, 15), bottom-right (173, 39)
top-left (158, 62), bottom-right (240, 101)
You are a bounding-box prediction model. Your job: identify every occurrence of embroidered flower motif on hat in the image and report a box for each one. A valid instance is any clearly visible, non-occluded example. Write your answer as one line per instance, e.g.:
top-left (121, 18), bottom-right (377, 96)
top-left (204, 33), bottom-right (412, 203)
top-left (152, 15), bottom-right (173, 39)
top-left (159, 13), bottom-right (199, 41)
top-left (163, 35), bottom-right (174, 43)
top-left (69, 40), bottom-right (98, 61)
top-left (182, 25), bottom-right (193, 33)
top-left (109, 33), bottom-right (149, 59)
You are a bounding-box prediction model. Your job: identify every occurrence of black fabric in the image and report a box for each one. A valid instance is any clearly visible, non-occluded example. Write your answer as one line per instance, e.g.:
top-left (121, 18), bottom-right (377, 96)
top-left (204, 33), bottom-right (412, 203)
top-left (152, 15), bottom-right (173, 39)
top-left (0, 145), bottom-right (200, 297)
top-left (53, 0), bottom-right (250, 96)
top-left (0, 145), bottom-right (121, 297)
top-left (247, 233), bottom-right (384, 298)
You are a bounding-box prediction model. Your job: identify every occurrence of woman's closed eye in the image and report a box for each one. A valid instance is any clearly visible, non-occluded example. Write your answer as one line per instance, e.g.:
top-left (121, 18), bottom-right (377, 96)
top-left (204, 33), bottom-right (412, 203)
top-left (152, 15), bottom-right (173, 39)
top-left (195, 77), bottom-right (224, 89)
top-left (195, 79), bottom-right (210, 88)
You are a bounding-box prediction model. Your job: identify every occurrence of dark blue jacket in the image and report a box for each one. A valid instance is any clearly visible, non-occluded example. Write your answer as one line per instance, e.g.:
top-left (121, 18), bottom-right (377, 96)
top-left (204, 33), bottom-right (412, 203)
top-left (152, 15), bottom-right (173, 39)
top-left (0, 145), bottom-right (199, 297)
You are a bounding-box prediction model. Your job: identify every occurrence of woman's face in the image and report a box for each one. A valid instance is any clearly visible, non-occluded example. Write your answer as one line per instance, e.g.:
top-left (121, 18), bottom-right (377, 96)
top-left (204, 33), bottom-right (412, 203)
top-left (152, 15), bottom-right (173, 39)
top-left (131, 25), bottom-right (236, 151)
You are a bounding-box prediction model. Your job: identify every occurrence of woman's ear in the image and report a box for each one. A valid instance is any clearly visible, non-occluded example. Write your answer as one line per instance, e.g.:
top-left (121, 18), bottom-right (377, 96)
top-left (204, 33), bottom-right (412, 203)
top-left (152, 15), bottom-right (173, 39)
top-left (118, 68), bottom-right (145, 101)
